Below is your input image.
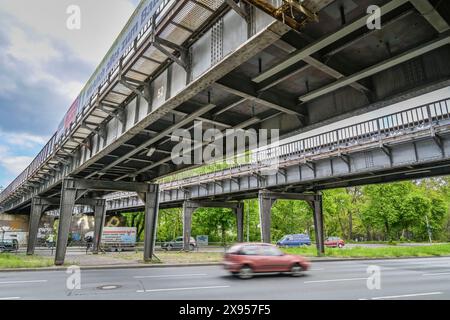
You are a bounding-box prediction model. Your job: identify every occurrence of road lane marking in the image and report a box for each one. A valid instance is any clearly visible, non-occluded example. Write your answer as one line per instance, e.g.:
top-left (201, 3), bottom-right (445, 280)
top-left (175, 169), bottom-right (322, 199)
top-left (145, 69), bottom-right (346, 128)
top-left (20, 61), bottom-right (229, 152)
top-left (304, 277), bottom-right (367, 284)
top-left (0, 280), bottom-right (48, 285)
top-left (137, 285), bottom-right (230, 293)
top-left (362, 292), bottom-right (443, 300)
top-left (423, 272), bottom-right (450, 277)
top-left (0, 297), bottom-right (21, 300)
top-left (134, 273), bottom-right (208, 279)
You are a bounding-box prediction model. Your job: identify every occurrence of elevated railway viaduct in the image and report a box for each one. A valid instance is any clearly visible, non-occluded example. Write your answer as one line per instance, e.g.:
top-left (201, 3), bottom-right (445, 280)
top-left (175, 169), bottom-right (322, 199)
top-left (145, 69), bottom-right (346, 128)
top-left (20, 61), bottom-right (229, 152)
top-left (1, 0), bottom-right (449, 264)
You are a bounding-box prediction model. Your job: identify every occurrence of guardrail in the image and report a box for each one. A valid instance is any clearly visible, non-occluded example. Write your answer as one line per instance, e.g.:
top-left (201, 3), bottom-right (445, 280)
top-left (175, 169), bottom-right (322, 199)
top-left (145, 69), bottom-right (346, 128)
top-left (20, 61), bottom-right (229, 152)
top-left (0, 0), bottom-right (176, 203)
top-left (160, 98), bottom-right (450, 189)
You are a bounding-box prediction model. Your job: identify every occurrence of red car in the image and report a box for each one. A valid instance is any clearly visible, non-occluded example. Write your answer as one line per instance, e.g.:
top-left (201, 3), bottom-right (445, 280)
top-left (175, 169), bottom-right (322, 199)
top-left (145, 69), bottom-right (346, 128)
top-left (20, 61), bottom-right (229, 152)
top-left (325, 237), bottom-right (345, 248)
top-left (223, 243), bottom-right (310, 279)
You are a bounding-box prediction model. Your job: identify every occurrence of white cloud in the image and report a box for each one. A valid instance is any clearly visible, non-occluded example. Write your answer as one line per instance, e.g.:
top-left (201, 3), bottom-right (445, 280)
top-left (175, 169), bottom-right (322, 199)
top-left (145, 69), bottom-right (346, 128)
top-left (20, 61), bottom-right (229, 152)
top-left (6, 26), bottom-right (61, 65)
top-left (0, 131), bottom-right (48, 183)
top-left (0, 0), bottom-right (137, 104)
top-left (0, 131), bottom-right (48, 149)
top-left (0, 155), bottom-right (33, 176)
top-left (1, 0), bottom-right (137, 66)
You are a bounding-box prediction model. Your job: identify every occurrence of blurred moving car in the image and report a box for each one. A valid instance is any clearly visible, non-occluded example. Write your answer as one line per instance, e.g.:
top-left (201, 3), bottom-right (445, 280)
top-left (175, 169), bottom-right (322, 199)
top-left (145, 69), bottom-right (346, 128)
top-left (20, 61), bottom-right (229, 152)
top-left (223, 243), bottom-right (310, 279)
top-left (0, 239), bottom-right (19, 253)
top-left (161, 236), bottom-right (197, 251)
top-left (277, 234), bottom-right (311, 247)
top-left (325, 237), bottom-right (345, 248)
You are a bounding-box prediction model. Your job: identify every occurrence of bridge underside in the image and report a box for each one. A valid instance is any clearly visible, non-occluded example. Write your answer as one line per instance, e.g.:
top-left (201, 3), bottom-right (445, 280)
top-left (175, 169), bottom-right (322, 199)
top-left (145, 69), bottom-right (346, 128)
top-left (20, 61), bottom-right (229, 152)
top-left (1, 0), bottom-right (450, 264)
top-left (3, 0), bottom-right (450, 215)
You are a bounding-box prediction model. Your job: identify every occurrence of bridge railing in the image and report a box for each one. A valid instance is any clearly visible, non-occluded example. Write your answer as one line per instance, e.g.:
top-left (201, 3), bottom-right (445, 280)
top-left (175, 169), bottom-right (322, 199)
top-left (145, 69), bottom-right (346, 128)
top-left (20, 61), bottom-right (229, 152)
top-left (161, 98), bottom-right (450, 189)
top-left (0, 0), bottom-right (176, 204)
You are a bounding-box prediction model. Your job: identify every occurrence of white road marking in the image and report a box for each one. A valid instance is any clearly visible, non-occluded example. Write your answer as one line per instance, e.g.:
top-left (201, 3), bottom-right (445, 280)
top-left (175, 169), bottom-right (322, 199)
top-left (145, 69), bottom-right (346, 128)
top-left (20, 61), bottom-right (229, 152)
top-left (423, 272), bottom-right (450, 277)
top-left (137, 285), bottom-right (230, 293)
top-left (0, 297), bottom-right (21, 300)
top-left (310, 268), bottom-right (325, 271)
top-left (0, 280), bottom-right (48, 285)
top-left (134, 273), bottom-right (208, 279)
top-left (304, 277), bottom-right (368, 284)
top-left (362, 292), bottom-right (443, 300)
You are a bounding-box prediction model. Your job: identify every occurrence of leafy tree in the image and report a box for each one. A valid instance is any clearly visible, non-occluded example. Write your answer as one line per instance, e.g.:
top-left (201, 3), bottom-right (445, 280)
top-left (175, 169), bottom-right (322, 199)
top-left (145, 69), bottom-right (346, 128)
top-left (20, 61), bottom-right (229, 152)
top-left (361, 182), bottom-right (414, 240)
top-left (323, 189), bottom-right (352, 239)
top-left (192, 207), bottom-right (236, 244)
top-left (271, 200), bottom-right (313, 241)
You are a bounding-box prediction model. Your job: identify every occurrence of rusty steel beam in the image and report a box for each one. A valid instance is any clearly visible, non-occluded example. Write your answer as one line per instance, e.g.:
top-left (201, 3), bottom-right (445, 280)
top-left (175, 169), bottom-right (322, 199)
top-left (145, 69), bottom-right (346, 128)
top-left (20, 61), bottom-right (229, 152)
top-left (243, 0), bottom-right (318, 32)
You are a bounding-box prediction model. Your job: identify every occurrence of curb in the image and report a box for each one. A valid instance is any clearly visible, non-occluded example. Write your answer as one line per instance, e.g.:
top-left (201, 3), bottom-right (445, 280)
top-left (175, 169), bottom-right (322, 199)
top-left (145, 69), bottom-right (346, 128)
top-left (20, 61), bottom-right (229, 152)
top-left (307, 255), bottom-right (450, 263)
top-left (0, 262), bottom-right (223, 273)
top-left (1, 255), bottom-right (449, 273)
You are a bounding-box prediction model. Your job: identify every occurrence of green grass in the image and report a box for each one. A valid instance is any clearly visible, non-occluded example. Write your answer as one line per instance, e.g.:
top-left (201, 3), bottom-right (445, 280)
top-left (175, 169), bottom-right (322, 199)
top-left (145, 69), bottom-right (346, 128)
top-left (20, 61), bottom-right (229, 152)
top-left (108, 251), bottom-right (224, 264)
top-left (283, 244), bottom-right (450, 258)
top-left (0, 253), bottom-right (54, 269)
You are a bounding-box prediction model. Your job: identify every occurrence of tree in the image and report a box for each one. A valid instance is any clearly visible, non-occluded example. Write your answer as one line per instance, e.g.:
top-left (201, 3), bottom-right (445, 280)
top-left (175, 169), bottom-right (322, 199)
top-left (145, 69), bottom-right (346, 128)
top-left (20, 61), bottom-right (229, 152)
top-left (271, 200), bottom-right (313, 241)
top-left (192, 207), bottom-right (236, 244)
top-left (323, 189), bottom-right (352, 239)
top-left (157, 208), bottom-right (183, 241)
top-left (361, 182), bottom-right (414, 240)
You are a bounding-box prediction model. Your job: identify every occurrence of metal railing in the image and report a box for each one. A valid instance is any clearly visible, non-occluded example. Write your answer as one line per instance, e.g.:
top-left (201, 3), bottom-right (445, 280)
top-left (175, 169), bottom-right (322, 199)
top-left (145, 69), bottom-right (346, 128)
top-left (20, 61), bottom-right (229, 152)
top-left (160, 98), bottom-right (450, 189)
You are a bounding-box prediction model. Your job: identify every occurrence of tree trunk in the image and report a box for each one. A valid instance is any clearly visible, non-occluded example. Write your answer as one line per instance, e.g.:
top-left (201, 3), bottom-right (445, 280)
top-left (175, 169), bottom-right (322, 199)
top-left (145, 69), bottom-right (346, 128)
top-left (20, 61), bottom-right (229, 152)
top-left (221, 223), bottom-right (226, 246)
top-left (348, 212), bottom-right (353, 240)
top-left (385, 221), bottom-right (390, 241)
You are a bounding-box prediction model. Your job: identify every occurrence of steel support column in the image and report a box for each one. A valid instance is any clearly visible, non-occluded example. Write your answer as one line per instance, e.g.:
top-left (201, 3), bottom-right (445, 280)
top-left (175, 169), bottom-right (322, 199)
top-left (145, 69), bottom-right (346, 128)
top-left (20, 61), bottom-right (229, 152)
top-left (183, 201), bottom-right (197, 251)
top-left (309, 193), bottom-right (325, 256)
top-left (142, 184), bottom-right (160, 262)
top-left (55, 179), bottom-right (79, 266)
top-left (27, 198), bottom-right (49, 255)
top-left (92, 199), bottom-right (106, 255)
top-left (258, 191), bottom-right (277, 243)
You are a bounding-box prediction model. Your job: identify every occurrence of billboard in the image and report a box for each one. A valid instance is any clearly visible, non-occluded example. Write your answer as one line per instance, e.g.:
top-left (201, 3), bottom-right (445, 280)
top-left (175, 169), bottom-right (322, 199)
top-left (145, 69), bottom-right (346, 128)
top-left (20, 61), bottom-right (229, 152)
top-left (101, 227), bottom-right (137, 245)
top-left (54, 0), bottom-right (165, 140)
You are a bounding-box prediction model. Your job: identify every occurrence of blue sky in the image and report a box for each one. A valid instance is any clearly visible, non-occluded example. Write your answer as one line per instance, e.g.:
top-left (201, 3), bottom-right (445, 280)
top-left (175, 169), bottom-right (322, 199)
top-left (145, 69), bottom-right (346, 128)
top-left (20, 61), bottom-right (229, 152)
top-left (0, 0), bottom-right (141, 188)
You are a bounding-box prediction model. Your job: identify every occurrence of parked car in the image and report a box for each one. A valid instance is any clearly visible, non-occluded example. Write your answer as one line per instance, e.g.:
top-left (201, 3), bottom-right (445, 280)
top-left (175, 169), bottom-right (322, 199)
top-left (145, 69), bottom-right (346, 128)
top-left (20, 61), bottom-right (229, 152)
top-left (161, 237), bottom-right (197, 251)
top-left (223, 243), bottom-right (310, 279)
top-left (325, 237), bottom-right (345, 248)
top-left (277, 234), bottom-right (311, 247)
top-left (0, 239), bottom-right (19, 253)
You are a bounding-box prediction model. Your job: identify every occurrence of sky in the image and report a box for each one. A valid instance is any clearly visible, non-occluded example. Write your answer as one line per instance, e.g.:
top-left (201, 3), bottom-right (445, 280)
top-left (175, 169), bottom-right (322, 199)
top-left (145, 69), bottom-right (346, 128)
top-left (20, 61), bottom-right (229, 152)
top-left (0, 0), bottom-right (141, 188)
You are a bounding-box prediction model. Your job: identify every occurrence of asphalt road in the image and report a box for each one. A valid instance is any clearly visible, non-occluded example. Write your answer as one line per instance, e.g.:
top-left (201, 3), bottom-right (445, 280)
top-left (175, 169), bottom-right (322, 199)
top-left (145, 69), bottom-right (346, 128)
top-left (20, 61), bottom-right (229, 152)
top-left (1, 257), bottom-right (450, 300)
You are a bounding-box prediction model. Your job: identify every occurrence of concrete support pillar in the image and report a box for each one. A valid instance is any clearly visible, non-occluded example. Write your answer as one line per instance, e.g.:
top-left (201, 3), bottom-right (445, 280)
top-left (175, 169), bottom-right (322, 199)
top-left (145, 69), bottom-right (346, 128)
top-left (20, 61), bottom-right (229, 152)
top-left (235, 203), bottom-right (244, 243)
top-left (311, 193), bottom-right (325, 256)
top-left (143, 184), bottom-right (160, 262)
top-left (258, 191), bottom-right (276, 243)
top-left (55, 179), bottom-right (78, 266)
top-left (92, 199), bottom-right (106, 255)
top-left (27, 198), bottom-right (48, 255)
top-left (183, 201), bottom-right (197, 251)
